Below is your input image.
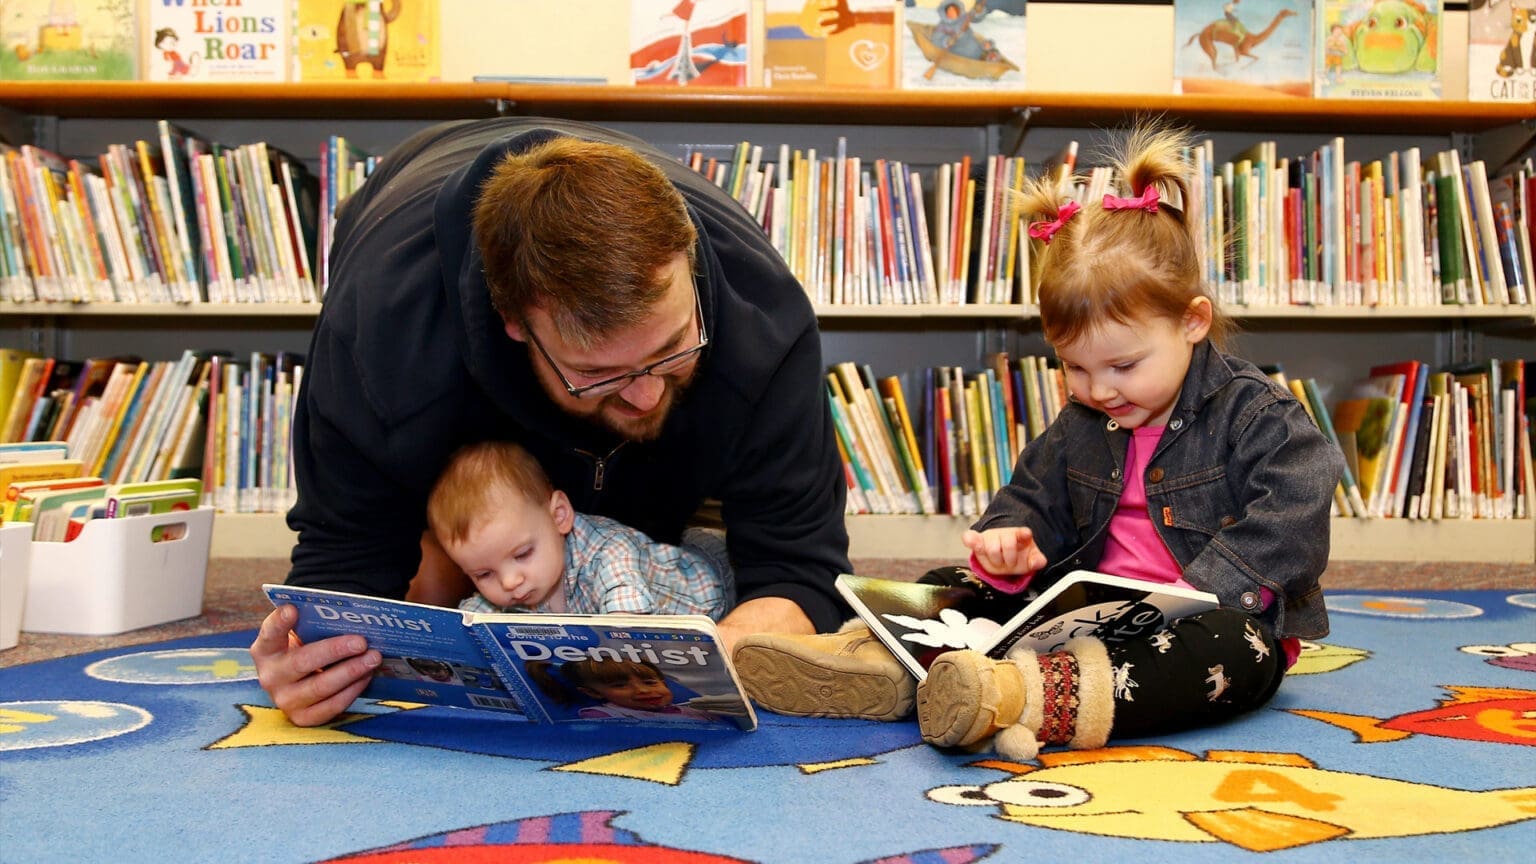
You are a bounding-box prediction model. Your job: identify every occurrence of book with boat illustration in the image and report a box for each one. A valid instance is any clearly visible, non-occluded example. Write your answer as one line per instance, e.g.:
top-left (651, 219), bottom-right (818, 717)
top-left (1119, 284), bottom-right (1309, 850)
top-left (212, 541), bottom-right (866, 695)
top-left (836, 570), bottom-right (1219, 679)
top-left (901, 0), bottom-right (1026, 90)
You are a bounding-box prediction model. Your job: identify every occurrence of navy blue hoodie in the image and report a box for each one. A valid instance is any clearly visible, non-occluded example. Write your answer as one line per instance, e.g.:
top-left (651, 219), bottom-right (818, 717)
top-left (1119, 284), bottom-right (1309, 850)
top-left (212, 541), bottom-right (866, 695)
top-left (286, 118), bottom-right (851, 632)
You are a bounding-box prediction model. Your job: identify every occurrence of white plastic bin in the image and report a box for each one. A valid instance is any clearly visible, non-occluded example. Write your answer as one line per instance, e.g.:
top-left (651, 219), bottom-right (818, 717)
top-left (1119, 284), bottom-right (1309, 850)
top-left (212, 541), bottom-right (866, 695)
top-left (0, 522), bottom-right (31, 649)
top-left (23, 507), bottom-right (214, 636)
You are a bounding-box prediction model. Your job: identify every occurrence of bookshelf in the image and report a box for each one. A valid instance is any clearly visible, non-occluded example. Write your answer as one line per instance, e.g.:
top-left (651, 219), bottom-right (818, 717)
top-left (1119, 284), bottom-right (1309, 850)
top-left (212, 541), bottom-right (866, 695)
top-left (2, 83), bottom-right (1533, 564)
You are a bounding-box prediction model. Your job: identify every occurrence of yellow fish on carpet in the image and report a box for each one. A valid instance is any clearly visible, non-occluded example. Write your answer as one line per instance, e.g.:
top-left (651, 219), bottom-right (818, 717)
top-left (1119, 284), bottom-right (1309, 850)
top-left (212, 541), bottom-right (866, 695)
top-left (926, 746), bottom-right (1536, 851)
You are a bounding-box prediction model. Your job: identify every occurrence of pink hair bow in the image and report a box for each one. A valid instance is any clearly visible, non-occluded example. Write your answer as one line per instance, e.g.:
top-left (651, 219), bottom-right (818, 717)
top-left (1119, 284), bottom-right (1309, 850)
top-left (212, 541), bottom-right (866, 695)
top-left (1103, 185), bottom-right (1161, 213)
top-left (1027, 200), bottom-right (1081, 244)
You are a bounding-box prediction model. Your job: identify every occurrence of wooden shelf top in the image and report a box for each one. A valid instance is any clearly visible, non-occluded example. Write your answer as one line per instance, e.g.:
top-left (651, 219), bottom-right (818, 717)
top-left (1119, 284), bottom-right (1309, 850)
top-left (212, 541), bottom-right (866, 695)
top-left (5, 301), bottom-right (1530, 322)
top-left (2, 83), bottom-right (1531, 133)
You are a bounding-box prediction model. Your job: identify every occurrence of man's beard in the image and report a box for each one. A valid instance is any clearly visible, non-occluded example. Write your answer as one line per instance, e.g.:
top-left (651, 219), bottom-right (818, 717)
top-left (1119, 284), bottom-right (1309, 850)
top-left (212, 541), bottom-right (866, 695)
top-left (588, 374), bottom-right (694, 442)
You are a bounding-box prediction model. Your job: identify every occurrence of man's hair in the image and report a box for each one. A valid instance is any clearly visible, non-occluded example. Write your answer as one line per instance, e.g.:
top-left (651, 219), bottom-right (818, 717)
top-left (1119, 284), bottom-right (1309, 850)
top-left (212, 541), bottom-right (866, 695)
top-left (473, 136), bottom-right (698, 349)
top-left (1015, 123), bottom-right (1234, 349)
top-left (426, 440), bottom-right (554, 545)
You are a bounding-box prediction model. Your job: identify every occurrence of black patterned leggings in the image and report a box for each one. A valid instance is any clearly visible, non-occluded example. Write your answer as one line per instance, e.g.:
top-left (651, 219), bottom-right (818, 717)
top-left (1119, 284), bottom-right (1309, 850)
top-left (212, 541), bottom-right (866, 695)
top-left (1103, 607), bottom-right (1287, 739)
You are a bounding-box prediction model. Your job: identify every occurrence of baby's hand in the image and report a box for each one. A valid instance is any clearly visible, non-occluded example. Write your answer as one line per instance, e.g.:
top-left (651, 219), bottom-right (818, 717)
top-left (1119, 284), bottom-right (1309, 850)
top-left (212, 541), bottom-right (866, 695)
top-left (962, 527), bottom-right (1047, 577)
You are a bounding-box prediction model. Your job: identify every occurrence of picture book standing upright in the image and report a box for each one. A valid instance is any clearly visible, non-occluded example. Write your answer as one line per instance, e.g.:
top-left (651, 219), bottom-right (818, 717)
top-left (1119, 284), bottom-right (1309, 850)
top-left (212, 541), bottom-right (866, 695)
top-left (1313, 0), bottom-right (1443, 98)
top-left (0, 0), bottom-right (137, 81)
top-left (292, 0), bottom-right (440, 82)
top-left (630, 0), bottom-right (749, 86)
top-left (142, 0), bottom-right (289, 81)
top-left (1467, 0), bottom-right (1536, 102)
top-left (762, 0), bottom-right (897, 89)
top-left (1172, 0), bottom-right (1312, 97)
top-left (901, 0), bottom-right (1026, 90)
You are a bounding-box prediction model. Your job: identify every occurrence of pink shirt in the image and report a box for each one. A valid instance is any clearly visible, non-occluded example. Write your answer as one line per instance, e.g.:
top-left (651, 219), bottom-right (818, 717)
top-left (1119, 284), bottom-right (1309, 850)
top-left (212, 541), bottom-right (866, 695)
top-left (1098, 427), bottom-right (1184, 584)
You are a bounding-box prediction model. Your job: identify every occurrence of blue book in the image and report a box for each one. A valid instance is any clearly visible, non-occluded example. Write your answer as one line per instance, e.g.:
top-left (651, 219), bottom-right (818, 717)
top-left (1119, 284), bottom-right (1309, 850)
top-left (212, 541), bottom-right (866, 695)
top-left (266, 583), bottom-right (756, 730)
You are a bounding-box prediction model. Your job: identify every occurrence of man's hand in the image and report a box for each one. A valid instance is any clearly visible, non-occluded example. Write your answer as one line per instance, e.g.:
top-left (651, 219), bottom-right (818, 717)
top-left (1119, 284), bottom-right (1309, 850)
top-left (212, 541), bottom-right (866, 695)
top-left (962, 526), bottom-right (1047, 577)
top-left (249, 605), bottom-right (381, 727)
top-left (715, 596), bottom-right (813, 655)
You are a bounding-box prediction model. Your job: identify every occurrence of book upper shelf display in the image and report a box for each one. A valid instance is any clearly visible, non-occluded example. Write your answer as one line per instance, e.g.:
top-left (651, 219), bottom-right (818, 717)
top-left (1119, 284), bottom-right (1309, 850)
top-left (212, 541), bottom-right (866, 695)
top-left (0, 83), bottom-right (1531, 134)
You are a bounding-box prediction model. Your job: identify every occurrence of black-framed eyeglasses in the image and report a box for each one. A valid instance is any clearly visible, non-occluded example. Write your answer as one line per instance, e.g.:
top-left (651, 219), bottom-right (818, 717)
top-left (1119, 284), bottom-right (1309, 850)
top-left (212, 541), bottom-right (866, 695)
top-left (523, 279), bottom-right (708, 400)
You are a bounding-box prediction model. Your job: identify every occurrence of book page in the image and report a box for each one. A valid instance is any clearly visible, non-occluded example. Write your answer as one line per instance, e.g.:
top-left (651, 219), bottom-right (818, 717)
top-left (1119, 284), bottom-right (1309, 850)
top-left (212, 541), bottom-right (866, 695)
top-left (469, 613), bottom-right (756, 730)
top-left (835, 572), bottom-right (1034, 679)
top-left (985, 570), bottom-right (1220, 657)
top-left (264, 584), bottom-right (530, 719)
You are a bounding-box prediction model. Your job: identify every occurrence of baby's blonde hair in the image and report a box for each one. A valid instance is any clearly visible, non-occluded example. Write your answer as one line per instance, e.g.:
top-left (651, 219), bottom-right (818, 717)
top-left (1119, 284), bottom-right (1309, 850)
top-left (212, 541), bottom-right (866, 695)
top-left (1017, 123), bottom-right (1234, 349)
top-left (426, 440), bottom-right (554, 545)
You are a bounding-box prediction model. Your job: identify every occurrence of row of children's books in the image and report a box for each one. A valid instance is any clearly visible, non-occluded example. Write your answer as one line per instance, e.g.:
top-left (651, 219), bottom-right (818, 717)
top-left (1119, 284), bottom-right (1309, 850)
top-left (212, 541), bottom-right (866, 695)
top-left (1182, 140), bottom-right (1533, 309)
top-left (8, 1), bottom-right (1531, 103)
top-left (6, 121), bottom-right (1533, 313)
top-left (1279, 360), bottom-right (1532, 521)
top-left (694, 133), bottom-right (1535, 311)
top-left (0, 442), bottom-right (202, 541)
top-left (830, 354), bottom-right (1533, 521)
top-left (0, 125), bottom-right (377, 306)
top-left (0, 347), bottom-right (302, 515)
top-left (828, 355), bottom-right (1067, 517)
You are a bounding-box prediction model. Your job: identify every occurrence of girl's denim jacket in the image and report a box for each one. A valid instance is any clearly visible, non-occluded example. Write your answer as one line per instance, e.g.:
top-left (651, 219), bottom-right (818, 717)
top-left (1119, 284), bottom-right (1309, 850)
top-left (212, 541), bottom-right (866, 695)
top-left (974, 341), bottom-right (1343, 640)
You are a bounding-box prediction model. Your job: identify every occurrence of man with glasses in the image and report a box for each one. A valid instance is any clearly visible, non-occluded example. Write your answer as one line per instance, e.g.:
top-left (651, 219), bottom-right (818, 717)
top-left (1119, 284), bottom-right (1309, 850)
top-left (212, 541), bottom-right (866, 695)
top-left (251, 119), bottom-right (851, 726)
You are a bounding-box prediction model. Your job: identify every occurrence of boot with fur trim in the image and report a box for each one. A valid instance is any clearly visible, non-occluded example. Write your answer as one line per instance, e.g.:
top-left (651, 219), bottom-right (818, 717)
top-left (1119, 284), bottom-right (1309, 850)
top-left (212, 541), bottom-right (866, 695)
top-left (916, 637), bottom-right (1114, 760)
top-left (733, 622), bottom-right (915, 721)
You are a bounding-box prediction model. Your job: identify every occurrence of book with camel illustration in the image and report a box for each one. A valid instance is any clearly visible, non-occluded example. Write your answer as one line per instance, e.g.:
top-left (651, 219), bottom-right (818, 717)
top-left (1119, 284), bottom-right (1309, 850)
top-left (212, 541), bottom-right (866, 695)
top-left (836, 570), bottom-right (1218, 680)
top-left (763, 0), bottom-right (898, 89)
top-left (1313, 0), bottom-right (1443, 99)
top-left (901, 0), bottom-right (1026, 90)
top-left (1173, 0), bottom-right (1312, 97)
top-left (1467, 0), bottom-right (1536, 102)
top-left (265, 584), bottom-right (757, 731)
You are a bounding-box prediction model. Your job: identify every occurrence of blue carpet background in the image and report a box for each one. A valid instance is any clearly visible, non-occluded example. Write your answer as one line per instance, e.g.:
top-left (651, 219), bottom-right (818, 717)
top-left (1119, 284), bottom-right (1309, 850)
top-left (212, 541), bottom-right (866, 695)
top-left (1, 590), bottom-right (1533, 863)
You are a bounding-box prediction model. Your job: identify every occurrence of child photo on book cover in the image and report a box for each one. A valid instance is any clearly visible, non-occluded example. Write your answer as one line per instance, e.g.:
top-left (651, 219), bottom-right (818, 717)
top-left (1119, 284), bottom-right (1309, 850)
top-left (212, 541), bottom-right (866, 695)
top-left (525, 656), bottom-right (725, 723)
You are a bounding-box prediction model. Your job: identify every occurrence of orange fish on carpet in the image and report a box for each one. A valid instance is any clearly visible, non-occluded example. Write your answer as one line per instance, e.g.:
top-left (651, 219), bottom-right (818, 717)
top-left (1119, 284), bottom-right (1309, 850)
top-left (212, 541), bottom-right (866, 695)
top-left (926, 746), bottom-right (1536, 851)
top-left (1289, 686), bottom-right (1536, 746)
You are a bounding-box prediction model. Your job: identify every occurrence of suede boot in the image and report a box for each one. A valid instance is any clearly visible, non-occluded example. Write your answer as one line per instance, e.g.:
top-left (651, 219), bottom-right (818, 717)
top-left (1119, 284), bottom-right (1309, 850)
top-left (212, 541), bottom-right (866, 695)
top-left (732, 622), bottom-right (915, 721)
top-left (916, 637), bottom-right (1114, 760)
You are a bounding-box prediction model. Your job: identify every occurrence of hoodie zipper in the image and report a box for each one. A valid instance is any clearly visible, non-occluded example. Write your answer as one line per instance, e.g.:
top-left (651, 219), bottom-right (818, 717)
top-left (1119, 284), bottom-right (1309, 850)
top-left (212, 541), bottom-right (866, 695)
top-left (574, 441), bottom-right (626, 491)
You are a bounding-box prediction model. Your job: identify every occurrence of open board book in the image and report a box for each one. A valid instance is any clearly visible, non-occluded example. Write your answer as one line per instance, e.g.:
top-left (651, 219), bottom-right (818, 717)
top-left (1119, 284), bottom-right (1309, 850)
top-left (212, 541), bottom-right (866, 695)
top-left (836, 570), bottom-right (1219, 679)
top-left (264, 585), bottom-right (756, 731)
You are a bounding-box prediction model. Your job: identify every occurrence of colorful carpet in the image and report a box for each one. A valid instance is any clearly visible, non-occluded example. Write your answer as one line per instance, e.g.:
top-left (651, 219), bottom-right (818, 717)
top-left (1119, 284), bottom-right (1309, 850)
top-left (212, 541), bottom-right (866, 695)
top-left (2, 590), bottom-right (1533, 862)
